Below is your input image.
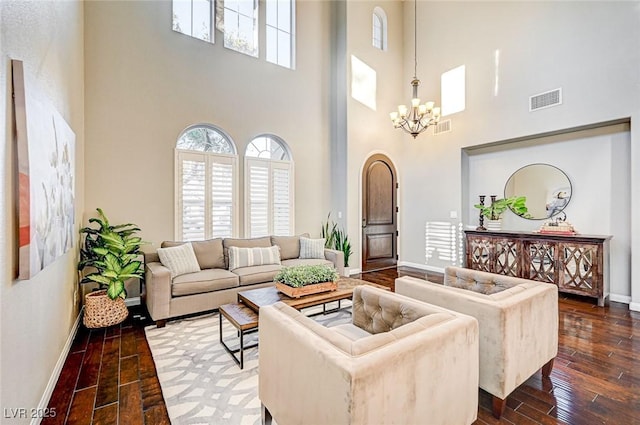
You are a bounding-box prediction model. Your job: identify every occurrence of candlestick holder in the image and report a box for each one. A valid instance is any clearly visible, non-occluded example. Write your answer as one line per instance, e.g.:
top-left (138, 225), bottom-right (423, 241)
top-left (476, 195), bottom-right (487, 230)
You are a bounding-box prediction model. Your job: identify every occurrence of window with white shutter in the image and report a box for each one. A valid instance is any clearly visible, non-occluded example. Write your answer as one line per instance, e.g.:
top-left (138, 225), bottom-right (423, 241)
top-left (175, 125), bottom-right (238, 240)
top-left (245, 135), bottom-right (293, 237)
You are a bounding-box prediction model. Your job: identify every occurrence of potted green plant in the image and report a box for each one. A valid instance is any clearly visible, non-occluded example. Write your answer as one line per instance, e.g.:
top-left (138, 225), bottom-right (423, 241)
top-left (78, 208), bottom-right (144, 328)
top-left (321, 213), bottom-right (353, 275)
top-left (274, 264), bottom-right (339, 298)
top-left (474, 196), bottom-right (531, 230)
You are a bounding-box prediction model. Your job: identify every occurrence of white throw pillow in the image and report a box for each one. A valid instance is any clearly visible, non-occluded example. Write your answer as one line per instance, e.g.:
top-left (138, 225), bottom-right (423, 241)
top-left (299, 237), bottom-right (326, 259)
top-left (157, 242), bottom-right (201, 279)
top-left (228, 246), bottom-right (281, 271)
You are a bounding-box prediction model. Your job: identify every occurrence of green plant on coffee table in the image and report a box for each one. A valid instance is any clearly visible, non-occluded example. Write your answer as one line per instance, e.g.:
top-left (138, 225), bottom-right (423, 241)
top-left (321, 213), bottom-right (353, 267)
top-left (474, 196), bottom-right (532, 220)
top-left (274, 265), bottom-right (339, 288)
top-left (78, 208), bottom-right (144, 300)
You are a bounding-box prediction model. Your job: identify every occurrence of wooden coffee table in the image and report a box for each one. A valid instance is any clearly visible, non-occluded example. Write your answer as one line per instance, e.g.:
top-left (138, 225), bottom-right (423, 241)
top-left (219, 277), bottom-right (389, 368)
top-left (238, 277), bottom-right (389, 312)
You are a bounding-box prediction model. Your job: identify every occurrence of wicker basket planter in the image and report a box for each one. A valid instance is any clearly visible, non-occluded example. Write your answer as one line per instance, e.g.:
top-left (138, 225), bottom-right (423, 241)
top-left (83, 290), bottom-right (128, 328)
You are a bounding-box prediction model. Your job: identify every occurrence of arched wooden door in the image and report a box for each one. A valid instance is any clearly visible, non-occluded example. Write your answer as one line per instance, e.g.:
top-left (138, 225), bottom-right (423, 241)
top-left (361, 154), bottom-right (397, 272)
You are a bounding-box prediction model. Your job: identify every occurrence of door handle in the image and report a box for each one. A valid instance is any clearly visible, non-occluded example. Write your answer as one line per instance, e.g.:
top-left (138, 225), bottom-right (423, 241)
top-left (362, 218), bottom-right (367, 228)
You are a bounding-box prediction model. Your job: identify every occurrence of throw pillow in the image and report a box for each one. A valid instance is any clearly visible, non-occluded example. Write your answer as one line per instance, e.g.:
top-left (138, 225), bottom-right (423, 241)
top-left (162, 238), bottom-right (224, 269)
top-left (228, 246), bottom-right (281, 271)
top-left (299, 237), bottom-right (325, 259)
top-left (270, 233), bottom-right (310, 260)
top-left (157, 242), bottom-right (201, 279)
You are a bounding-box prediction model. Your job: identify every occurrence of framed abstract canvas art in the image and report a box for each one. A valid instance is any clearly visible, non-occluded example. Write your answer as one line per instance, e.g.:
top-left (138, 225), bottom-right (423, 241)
top-left (12, 59), bottom-right (76, 280)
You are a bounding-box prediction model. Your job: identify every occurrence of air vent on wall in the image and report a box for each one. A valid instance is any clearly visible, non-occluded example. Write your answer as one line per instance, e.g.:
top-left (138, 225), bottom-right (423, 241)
top-left (529, 88), bottom-right (562, 112)
top-left (434, 119), bottom-right (451, 135)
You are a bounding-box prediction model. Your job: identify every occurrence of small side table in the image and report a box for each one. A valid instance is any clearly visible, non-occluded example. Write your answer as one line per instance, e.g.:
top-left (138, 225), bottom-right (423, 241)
top-left (219, 303), bottom-right (259, 369)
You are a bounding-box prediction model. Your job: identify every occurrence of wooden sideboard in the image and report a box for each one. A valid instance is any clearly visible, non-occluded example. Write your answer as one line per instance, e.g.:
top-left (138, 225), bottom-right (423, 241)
top-left (464, 230), bottom-right (612, 306)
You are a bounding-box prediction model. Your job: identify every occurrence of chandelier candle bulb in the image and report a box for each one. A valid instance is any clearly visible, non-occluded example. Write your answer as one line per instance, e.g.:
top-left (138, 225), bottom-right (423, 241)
top-left (390, 111), bottom-right (399, 121)
top-left (433, 107), bottom-right (441, 117)
top-left (426, 101), bottom-right (434, 111)
top-left (411, 98), bottom-right (421, 107)
top-left (398, 105), bottom-right (408, 117)
top-left (418, 104), bottom-right (428, 115)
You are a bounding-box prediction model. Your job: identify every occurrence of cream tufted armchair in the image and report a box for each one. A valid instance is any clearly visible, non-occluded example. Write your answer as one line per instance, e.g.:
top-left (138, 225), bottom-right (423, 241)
top-left (396, 266), bottom-right (558, 418)
top-left (258, 285), bottom-right (479, 425)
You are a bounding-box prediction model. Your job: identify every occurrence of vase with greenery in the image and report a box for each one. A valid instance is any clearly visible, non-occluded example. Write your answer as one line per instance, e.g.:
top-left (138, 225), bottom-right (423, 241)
top-left (321, 213), bottom-right (353, 270)
top-left (78, 208), bottom-right (144, 327)
top-left (474, 196), bottom-right (532, 222)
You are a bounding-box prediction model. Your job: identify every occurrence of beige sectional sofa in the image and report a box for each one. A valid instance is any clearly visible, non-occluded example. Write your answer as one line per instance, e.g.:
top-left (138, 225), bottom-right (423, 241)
top-left (144, 235), bottom-right (344, 327)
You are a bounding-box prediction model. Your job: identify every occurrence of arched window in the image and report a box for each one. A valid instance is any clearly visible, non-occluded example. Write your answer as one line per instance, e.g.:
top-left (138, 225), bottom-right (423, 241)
top-left (372, 7), bottom-right (387, 51)
top-left (175, 124), bottom-right (238, 240)
top-left (245, 135), bottom-right (294, 237)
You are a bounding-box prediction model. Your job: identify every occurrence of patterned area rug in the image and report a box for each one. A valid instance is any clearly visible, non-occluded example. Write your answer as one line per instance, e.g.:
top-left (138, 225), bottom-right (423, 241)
top-left (145, 303), bottom-right (351, 425)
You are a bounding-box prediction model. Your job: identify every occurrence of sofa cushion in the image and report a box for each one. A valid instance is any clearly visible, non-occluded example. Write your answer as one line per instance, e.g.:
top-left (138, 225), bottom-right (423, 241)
top-left (171, 269), bottom-right (239, 297)
top-left (157, 243), bottom-right (201, 279)
top-left (271, 233), bottom-right (310, 260)
top-left (232, 264), bottom-right (283, 286)
top-left (223, 236), bottom-right (272, 268)
top-left (161, 238), bottom-right (225, 270)
top-left (228, 246), bottom-right (281, 271)
top-left (299, 237), bottom-right (325, 259)
top-left (281, 258), bottom-right (332, 268)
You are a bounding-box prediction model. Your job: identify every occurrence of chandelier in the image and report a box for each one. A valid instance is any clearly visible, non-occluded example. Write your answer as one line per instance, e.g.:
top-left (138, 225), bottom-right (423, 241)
top-left (389, 0), bottom-right (440, 138)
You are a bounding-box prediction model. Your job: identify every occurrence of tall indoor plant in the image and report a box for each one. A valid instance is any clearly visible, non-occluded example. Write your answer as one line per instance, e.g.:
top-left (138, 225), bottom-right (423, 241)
top-left (321, 213), bottom-right (353, 274)
top-left (78, 208), bottom-right (144, 328)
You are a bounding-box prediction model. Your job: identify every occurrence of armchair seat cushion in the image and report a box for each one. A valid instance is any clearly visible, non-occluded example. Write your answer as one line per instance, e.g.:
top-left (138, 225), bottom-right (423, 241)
top-left (332, 323), bottom-right (372, 341)
top-left (171, 269), bottom-right (239, 297)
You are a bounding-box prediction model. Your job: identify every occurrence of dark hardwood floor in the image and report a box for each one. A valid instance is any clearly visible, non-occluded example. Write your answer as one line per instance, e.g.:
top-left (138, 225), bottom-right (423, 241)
top-left (44, 267), bottom-right (640, 424)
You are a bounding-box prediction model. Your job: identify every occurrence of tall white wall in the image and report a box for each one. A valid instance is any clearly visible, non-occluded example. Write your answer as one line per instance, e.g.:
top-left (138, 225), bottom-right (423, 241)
top-left (397, 1), bottom-right (640, 307)
top-left (84, 0), bottom-right (333, 248)
top-left (344, 0), bottom-right (404, 272)
top-left (0, 0), bottom-right (85, 420)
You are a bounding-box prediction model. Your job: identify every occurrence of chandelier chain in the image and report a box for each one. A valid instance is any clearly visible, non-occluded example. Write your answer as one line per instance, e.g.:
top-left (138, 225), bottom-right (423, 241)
top-left (389, 0), bottom-right (441, 138)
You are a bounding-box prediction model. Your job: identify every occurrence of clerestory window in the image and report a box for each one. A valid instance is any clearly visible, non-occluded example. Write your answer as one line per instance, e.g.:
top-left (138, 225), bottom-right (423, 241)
top-left (266, 0), bottom-right (295, 69)
top-left (223, 0), bottom-right (259, 57)
top-left (372, 7), bottom-right (387, 51)
top-left (173, 0), bottom-right (214, 42)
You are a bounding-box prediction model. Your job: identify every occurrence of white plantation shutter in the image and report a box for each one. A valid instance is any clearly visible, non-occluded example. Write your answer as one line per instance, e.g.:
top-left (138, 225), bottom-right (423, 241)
top-left (248, 161), bottom-right (270, 237)
top-left (176, 150), bottom-right (238, 240)
top-left (210, 160), bottom-right (235, 238)
top-left (246, 158), bottom-right (293, 237)
top-left (178, 155), bottom-right (206, 241)
top-left (272, 164), bottom-right (291, 236)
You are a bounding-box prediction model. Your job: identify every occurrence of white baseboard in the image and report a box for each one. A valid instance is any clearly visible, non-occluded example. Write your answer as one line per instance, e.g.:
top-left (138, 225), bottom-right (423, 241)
top-left (125, 296), bottom-right (141, 307)
top-left (347, 268), bottom-right (361, 276)
top-left (397, 261), bottom-right (445, 274)
top-left (630, 302), bottom-right (640, 312)
top-left (609, 294), bottom-right (631, 304)
top-left (32, 308), bottom-right (83, 425)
